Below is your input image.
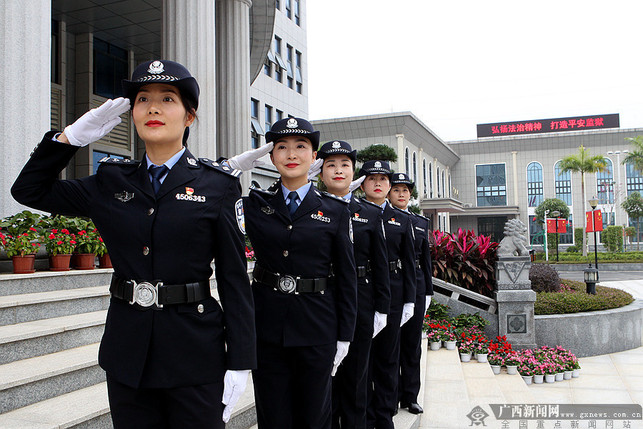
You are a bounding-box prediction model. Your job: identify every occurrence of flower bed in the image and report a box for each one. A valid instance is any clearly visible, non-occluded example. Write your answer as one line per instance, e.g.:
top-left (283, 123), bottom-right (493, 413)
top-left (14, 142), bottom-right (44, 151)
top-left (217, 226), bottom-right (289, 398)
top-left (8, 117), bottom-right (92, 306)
top-left (535, 279), bottom-right (634, 315)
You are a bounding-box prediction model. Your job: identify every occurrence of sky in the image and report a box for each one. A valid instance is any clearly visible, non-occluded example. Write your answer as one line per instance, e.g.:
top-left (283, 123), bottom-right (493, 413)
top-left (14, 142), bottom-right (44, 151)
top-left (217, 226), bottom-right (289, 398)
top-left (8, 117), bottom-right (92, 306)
top-left (306, 0), bottom-right (643, 142)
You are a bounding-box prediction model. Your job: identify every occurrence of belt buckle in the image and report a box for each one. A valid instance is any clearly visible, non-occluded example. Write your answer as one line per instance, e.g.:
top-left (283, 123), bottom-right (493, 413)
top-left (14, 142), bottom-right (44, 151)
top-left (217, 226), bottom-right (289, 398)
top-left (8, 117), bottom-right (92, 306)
top-left (129, 281), bottom-right (163, 308)
top-left (277, 275), bottom-right (297, 294)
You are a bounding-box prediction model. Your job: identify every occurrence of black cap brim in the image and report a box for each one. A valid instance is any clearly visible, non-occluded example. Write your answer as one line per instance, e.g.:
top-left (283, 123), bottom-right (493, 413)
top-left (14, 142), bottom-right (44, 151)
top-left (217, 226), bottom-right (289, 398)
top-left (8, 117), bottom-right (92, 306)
top-left (265, 130), bottom-right (320, 151)
top-left (122, 76), bottom-right (200, 110)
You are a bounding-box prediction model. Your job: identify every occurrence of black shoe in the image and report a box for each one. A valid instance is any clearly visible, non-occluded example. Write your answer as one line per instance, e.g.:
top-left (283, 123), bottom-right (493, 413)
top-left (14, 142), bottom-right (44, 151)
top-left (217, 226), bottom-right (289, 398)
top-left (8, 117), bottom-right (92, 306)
top-left (406, 402), bottom-right (423, 414)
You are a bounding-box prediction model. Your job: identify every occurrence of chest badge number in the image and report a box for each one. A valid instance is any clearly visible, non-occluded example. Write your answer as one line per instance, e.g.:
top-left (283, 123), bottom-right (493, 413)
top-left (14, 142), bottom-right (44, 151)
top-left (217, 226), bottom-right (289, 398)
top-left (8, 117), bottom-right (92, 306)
top-left (311, 211), bottom-right (331, 223)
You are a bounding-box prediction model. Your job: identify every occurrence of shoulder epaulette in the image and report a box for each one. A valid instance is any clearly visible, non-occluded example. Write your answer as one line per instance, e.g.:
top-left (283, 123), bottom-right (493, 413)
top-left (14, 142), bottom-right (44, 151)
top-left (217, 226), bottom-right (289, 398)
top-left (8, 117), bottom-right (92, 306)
top-left (250, 181), bottom-right (277, 196)
top-left (391, 205), bottom-right (412, 217)
top-left (359, 198), bottom-right (383, 209)
top-left (320, 190), bottom-right (349, 204)
top-left (199, 158), bottom-right (242, 178)
top-left (98, 156), bottom-right (140, 166)
top-left (413, 212), bottom-right (429, 221)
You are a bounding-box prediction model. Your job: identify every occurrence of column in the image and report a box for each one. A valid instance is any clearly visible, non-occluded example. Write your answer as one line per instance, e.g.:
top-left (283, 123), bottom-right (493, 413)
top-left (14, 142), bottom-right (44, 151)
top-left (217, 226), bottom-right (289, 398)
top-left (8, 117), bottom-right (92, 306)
top-left (163, 0), bottom-right (217, 160)
top-left (0, 1), bottom-right (51, 217)
top-left (395, 134), bottom-right (405, 173)
top-left (512, 150), bottom-right (519, 207)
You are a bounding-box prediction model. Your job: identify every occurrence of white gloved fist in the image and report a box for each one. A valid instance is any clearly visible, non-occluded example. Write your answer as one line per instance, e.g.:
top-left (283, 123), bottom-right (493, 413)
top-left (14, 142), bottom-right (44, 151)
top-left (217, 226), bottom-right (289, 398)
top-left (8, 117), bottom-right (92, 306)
top-left (425, 296), bottom-right (432, 315)
top-left (307, 158), bottom-right (323, 181)
top-left (373, 311), bottom-right (388, 338)
top-left (227, 143), bottom-right (273, 172)
top-left (348, 175), bottom-right (366, 193)
top-left (64, 97), bottom-right (130, 147)
top-left (222, 369), bottom-right (250, 423)
top-left (400, 302), bottom-right (415, 326)
top-left (331, 341), bottom-right (350, 377)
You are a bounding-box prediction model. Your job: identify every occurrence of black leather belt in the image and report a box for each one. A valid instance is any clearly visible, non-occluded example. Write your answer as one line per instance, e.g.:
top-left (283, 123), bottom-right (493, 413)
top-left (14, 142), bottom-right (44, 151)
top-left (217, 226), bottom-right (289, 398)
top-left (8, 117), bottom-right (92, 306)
top-left (253, 264), bottom-right (328, 294)
top-left (389, 259), bottom-right (402, 271)
top-left (110, 274), bottom-right (210, 308)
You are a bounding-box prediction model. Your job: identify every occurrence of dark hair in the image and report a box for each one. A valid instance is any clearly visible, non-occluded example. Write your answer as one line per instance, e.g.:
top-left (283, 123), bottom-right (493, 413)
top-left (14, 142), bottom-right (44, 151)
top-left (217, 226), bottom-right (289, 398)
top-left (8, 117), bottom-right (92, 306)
top-left (181, 96), bottom-right (198, 147)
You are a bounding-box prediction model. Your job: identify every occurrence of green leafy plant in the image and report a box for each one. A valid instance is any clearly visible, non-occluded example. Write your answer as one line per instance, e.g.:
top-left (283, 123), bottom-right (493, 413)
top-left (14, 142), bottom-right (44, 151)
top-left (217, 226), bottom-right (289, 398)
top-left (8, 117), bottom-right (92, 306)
top-left (356, 144), bottom-right (398, 164)
top-left (535, 279), bottom-right (634, 315)
top-left (601, 225), bottom-right (623, 252)
top-left (529, 264), bottom-right (561, 293)
top-left (0, 227), bottom-right (41, 257)
top-left (74, 227), bottom-right (102, 254)
top-left (0, 211), bottom-right (42, 236)
top-left (623, 192), bottom-right (643, 251)
top-left (42, 228), bottom-right (77, 255)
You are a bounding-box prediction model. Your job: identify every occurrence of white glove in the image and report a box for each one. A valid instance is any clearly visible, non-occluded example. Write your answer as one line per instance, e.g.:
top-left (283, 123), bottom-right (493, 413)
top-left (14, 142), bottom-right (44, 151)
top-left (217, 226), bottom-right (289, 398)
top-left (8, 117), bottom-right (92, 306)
top-left (308, 158), bottom-right (323, 180)
top-left (331, 341), bottom-right (350, 376)
top-left (424, 296), bottom-right (432, 315)
top-left (373, 311), bottom-right (388, 338)
top-left (400, 302), bottom-right (415, 326)
top-left (63, 97), bottom-right (130, 147)
top-left (348, 175), bottom-right (366, 193)
top-left (227, 143), bottom-right (274, 171)
top-left (222, 369), bottom-right (250, 423)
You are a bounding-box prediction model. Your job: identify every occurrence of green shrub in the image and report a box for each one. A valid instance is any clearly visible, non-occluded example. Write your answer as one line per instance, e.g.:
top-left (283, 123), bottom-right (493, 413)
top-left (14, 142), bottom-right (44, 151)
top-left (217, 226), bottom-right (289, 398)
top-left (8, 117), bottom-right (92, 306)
top-left (529, 263), bottom-right (561, 293)
top-left (601, 225), bottom-right (623, 252)
top-left (535, 279), bottom-right (634, 315)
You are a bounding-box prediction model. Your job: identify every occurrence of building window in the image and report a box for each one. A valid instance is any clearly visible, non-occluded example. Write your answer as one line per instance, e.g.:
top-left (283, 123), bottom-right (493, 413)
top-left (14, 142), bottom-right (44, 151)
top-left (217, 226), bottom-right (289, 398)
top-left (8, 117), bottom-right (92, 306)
top-left (528, 215), bottom-right (544, 245)
top-left (436, 166), bottom-right (440, 197)
top-left (274, 36), bottom-right (287, 83)
top-left (263, 58), bottom-right (271, 77)
top-left (294, 0), bottom-right (301, 25)
top-left (250, 98), bottom-right (263, 149)
top-left (626, 162), bottom-right (643, 196)
top-left (265, 105), bottom-right (273, 132)
top-left (448, 173), bottom-right (451, 198)
top-left (527, 162), bottom-right (544, 207)
top-left (412, 152), bottom-right (417, 183)
top-left (441, 170), bottom-right (446, 198)
top-left (295, 51), bottom-right (303, 94)
top-left (405, 148), bottom-right (410, 174)
top-left (422, 159), bottom-right (427, 197)
top-left (285, 0), bottom-right (292, 18)
top-left (429, 163), bottom-right (433, 198)
top-left (477, 216), bottom-right (507, 243)
top-left (276, 0), bottom-right (280, 10)
top-left (596, 158), bottom-right (614, 204)
top-left (51, 20), bottom-right (60, 84)
top-left (476, 164), bottom-right (507, 207)
top-left (93, 38), bottom-right (128, 98)
top-left (554, 161), bottom-right (572, 205)
top-left (286, 45), bottom-right (294, 89)
top-left (276, 109), bottom-right (283, 122)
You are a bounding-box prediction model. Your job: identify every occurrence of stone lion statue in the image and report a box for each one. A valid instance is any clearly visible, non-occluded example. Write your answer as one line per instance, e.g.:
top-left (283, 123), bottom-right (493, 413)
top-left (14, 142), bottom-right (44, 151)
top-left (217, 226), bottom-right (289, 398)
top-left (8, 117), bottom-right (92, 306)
top-left (498, 218), bottom-right (530, 256)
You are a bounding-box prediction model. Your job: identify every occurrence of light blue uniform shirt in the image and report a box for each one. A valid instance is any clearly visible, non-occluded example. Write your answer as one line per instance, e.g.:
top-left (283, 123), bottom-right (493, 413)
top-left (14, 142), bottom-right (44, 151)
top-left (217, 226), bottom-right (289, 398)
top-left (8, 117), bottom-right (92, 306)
top-left (281, 181), bottom-right (312, 206)
top-left (146, 147), bottom-right (185, 184)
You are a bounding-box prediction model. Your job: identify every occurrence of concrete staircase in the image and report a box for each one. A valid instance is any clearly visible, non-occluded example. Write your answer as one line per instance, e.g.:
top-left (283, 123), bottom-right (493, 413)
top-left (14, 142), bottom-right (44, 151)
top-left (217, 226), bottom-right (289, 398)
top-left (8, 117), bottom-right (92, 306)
top-left (0, 270), bottom-right (256, 429)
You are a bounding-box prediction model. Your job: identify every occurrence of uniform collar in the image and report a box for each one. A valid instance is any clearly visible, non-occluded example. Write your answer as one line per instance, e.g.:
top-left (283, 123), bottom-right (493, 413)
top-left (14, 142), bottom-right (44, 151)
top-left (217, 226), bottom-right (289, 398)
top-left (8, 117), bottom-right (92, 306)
top-left (281, 181), bottom-right (312, 203)
top-left (146, 147), bottom-right (186, 170)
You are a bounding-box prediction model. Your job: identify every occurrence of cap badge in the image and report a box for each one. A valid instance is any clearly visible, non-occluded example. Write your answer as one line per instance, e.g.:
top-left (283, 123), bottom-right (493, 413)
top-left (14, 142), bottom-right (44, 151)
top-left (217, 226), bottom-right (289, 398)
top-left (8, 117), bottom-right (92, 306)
top-left (148, 61), bottom-right (164, 75)
top-left (286, 118), bottom-right (299, 129)
top-left (332, 141), bottom-right (341, 149)
top-left (399, 174), bottom-right (404, 179)
top-left (374, 161), bottom-right (382, 168)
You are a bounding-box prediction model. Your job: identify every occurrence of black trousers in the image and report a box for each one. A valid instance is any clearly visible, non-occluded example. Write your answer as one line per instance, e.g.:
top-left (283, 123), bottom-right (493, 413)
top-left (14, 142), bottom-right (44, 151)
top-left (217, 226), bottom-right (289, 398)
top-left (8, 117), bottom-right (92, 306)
top-left (366, 307), bottom-right (402, 429)
top-left (398, 293), bottom-right (426, 405)
top-left (106, 375), bottom-right (224, 429)
top-left (332, 335), bottom-right (372, 429)
top-left (254, 340), bottom-right (336, 429)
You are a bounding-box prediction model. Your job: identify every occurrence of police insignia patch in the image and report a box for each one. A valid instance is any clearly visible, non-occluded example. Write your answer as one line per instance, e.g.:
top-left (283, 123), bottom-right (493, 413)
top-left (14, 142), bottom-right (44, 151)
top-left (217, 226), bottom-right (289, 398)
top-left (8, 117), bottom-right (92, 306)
top-left (332, 141), bottom-right (341, 149)
top-left (261, 206), bottom-right (275, 215)
top-left (286, 118), bottom-right (298, 128)
top-left (148, 60), bottom-right (164, 74)
top-left (187, 157), bottom-right (197, 166)
top-left (374, 161), bottom-right (382, 168)
top-left (114, 191), bottom-right (134, 202)
top-left (235, 199), bottom-right (245, 234)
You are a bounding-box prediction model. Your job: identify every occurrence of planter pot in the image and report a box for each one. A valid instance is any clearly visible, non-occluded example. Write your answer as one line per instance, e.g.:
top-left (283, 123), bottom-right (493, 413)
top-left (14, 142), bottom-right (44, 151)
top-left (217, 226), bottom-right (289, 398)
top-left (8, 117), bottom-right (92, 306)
top-left (429, 341), bottom-right (442, 351)
top-left (555, 372), bottom-right (564, 381)
top-left (49, 254), bottom-right (71, 271)
top-left (506, 365), bottom-right (518, 375)
top-left (545, 374), bottom-right (556, 383)
top-left (11, 255), bottom-right (36, 274)
top-left (73, 253), bottom-right (96, 270)
top-left (460, 353), bottom-right (472, 362)
top-left (476, 353), bottom-right (488, 363)
top-left (445, 340), bottom-right (456, 350)
top-left (490, 365), bottom-right (501, 375)
top-left (572, 369), bottom-right (580, 378)
top-left (563, 370), bottom-right (573, 380)
top-left (98, 254), bottom-right (112, 268)
top-left (533, 374), bottom-right (544, 384)
top-left (521, 375), bottom-right (533, 385)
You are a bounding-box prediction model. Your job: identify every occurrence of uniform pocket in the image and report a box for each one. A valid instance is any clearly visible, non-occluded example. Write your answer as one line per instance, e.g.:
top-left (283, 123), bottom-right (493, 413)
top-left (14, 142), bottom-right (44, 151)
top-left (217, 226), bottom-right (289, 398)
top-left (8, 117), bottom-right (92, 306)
top-left (176, 296), bottom-right (222, 320)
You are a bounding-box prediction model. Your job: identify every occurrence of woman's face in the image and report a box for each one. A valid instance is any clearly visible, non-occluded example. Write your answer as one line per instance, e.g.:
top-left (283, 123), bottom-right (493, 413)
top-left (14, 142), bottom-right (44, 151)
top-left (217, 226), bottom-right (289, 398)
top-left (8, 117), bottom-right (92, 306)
top-left (361, 173), bottom-right (391, 201)
top-left (132, 83), bottom-right (194, 146)
top-left (389, 184), bottom-right (411, 210)
top-left (320, 154), bottom-right (354, 196)
top-left (270, 136), bottom-right (316, 181)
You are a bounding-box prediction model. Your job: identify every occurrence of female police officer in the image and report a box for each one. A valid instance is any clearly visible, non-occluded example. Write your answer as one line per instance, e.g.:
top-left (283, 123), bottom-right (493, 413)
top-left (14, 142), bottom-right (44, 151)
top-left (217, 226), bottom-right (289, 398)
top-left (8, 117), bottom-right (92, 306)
top-left (11, 60), bottom-right (255, 428)
top-left (315, 140), bottom-right (390, 429)
top-left (388, 173), bottom-right (433, 416)
top-left (359, 161), bottom-right (416, 429)
top-left (238, 119), bottom-right (357, 429)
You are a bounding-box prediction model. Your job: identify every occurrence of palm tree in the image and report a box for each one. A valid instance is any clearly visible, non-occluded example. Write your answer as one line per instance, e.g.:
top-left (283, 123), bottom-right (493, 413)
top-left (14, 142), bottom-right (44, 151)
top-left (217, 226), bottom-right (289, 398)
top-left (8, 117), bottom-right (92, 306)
top-left (623, 136), bottom-right (643, 173)
top-left (559, 145), bottom-right (607, 256)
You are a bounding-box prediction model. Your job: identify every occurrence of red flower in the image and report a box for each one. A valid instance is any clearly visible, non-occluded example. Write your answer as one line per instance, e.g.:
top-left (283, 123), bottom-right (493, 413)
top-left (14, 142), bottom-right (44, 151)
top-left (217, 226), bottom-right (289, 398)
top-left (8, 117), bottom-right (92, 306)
top-left (78, 230), bottom-right (86, 235)
top-left (49, 234), bottom-right (55, 239)
top-left (99, 237), bottom-right (104, 242)
top-left (52, 229), bottom-right (58, 233)
top-left (29, 227), bottom-right (37, 232)
top-left (56, 240), bottom-right (63, 245)
top-left (70, 240), bottom-right (76, 245)
top-left (61, 229), bottom-right (69, 234)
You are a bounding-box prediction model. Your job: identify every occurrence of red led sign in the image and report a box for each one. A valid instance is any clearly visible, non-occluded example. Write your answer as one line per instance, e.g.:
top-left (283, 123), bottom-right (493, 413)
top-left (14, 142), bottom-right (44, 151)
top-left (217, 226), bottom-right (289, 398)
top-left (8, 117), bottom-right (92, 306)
top-left (477, 114), bottom-right (619, 138)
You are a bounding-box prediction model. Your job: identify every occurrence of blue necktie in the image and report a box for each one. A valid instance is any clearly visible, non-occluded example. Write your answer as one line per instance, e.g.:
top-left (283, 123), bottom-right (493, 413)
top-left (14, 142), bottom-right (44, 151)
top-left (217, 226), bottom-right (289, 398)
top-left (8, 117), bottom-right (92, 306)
top-left (287, 191), bottom-right (299, 216)
top-left (149, 165), bottom-right (168, 195)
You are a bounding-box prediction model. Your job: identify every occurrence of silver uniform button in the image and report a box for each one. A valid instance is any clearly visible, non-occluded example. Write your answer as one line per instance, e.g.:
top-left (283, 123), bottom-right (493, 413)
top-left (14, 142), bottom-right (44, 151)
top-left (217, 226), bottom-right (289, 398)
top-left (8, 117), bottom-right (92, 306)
top-left (148, 208), bottom-right (155, 216)
top-left (283, 250), bottom-right (289, 257)
top-left (286, 225), bottom-right (293, 230)
top-left (143, 246), bottom-right (150, 256)
top-left (197, 304), bottom-right (204, 313)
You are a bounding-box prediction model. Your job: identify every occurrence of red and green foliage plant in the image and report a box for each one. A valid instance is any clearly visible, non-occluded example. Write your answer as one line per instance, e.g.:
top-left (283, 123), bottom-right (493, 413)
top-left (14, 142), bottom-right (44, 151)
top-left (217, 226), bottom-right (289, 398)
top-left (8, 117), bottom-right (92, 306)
top-left (429, 229), bottom-right (499, 297)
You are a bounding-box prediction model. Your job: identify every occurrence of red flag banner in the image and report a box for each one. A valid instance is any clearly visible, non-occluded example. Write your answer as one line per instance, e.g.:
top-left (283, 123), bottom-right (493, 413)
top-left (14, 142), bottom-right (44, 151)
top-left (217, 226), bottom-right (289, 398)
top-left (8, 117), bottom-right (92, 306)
top-left (546, 219), bottom-right (556, 233)
top-left (594, 211), bottom-right (603, 232)
top-left (547, 218), bottom-right (567, 233)
top-left (557, 219), bottom-right (567, 233)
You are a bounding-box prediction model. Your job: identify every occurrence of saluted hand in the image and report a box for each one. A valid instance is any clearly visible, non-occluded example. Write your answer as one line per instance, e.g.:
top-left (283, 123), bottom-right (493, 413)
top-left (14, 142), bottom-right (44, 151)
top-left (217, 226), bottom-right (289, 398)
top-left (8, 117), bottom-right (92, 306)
top-left (400, 302), bottom-right (415, 327)
top-left (227, 143), bottom-right (274, 171)
top-left (331, 341), bottom-right (350, 376)
top-left (222, 369), bottom-right (251, 423)
top-left (307, 158), bottom-right (323, 181)
top-left (373, 311), bottom-right (388, 338)
top-left (348, 175), bottom-right (366, 193)
top-left (63, 97), bottom-right (131, 147)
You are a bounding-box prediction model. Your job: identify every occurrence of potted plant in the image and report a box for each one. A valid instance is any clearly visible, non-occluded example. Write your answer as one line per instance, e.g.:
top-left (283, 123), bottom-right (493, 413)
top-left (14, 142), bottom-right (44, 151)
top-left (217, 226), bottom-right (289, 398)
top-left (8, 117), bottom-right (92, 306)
top-left (42, 228), bottom-right (76, 271)
top-left (504, 351), bottom-right (520, 375)
top-left (475, 342), bottom-right (489, 363)
top-left (0, 227), bottom-right (41, 273)
top-left (458, 344), bottom-right (472, 362)
top-left (532, 365), bottom-right (545, 384)
top-left (427, 329), bottom-right (442, 350)
top-left (518, 365), bottom-right (533, 385)
top-left (544, 363), bottom-right (556, 383)
top-left (442, 330), bottom-right (457, 350)
top-left (73, 225), bottom-right (101, 270)
top-left (488, 353), bottom-right (503, 375)
top-left (95, 234), bottom-right (112, 268)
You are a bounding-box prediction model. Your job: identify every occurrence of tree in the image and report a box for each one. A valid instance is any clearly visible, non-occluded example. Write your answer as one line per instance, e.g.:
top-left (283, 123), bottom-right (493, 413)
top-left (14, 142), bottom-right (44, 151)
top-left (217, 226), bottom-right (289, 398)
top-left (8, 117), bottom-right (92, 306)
top-left (356, 144), bottom-right (397, 163)
top-left (622, 192), bottom-right (643, 251)
top-left (623, 136), bottom-right (643, 173)
top-left (534, 198), bottom-right (570, 225)
top-left (559, 145), bottom-right (607, 256)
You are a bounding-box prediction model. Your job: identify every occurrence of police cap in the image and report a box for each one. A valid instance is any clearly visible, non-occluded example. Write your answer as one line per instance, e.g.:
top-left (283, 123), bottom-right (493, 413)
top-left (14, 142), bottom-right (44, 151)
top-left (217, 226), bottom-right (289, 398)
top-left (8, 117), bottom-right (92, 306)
top-left (359, 160), bottom-right (392, 177)
top-left (317, 140), bottom-right (357, 165)
top-left (265, 117), bottom-right (320, 151)
top-left (390, 172), bottom-right (415, 191)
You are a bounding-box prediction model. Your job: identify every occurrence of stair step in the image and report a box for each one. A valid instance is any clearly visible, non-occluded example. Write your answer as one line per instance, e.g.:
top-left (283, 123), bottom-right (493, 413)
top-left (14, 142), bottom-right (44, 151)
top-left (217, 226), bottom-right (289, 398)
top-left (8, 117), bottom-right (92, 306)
top-left (0, 270), bottom-right (113, 297)
top-left (0, 310), bottom-right (106, 364)
top-left (0, 343), bottom-right (103, 413)
top-left (0, 286), bottom-right (110, 326)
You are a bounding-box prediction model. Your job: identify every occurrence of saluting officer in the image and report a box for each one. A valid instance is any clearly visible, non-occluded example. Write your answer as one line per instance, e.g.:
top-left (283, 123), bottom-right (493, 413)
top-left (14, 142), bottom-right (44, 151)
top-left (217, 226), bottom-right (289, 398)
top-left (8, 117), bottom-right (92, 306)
top-left (314, 140), bottom-right (390, 429)
top-left (240, 119), bottom-right (357, 429)
top-left (360, 161), bottom-right (417, 429)
top-left (388, 173), bottom-right (434, 415)
top-left (11, 60), bottom-right (256, 428)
